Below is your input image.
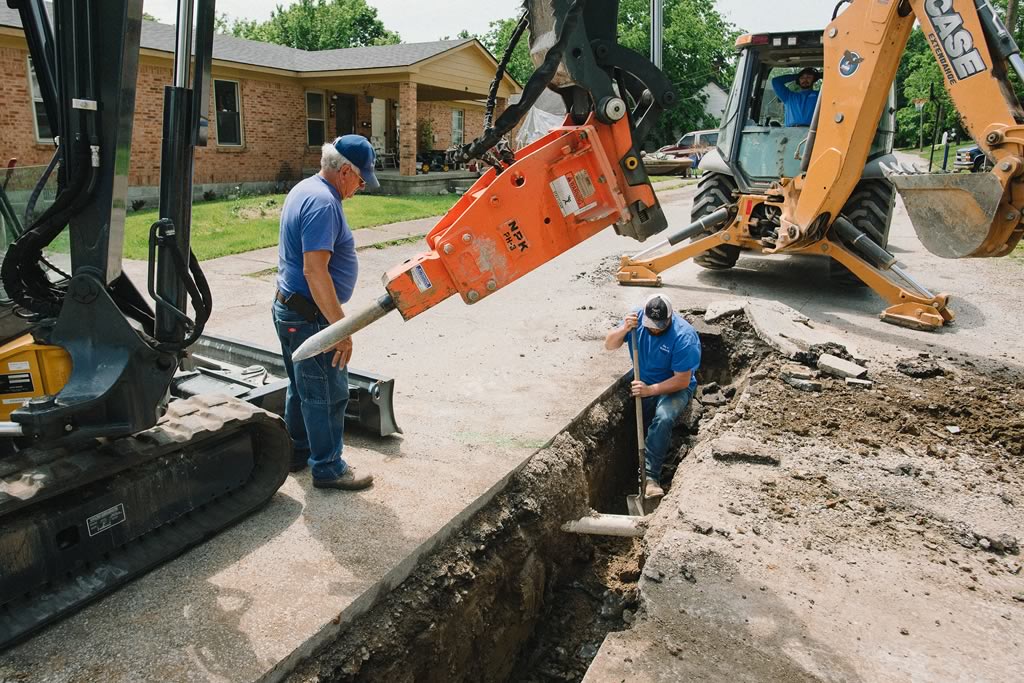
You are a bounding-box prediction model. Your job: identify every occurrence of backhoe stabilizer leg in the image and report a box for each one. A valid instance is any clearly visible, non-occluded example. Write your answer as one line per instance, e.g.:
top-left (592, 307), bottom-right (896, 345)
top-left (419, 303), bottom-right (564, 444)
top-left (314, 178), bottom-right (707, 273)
top-left (821, 239), bottom-right (953, 331)
top-left (617, 229), bottom-right (731, 287)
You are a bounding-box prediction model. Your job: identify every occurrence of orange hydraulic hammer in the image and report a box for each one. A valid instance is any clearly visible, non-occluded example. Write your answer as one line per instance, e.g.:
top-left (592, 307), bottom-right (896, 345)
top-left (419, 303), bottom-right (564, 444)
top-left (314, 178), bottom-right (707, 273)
top-left (293, 114), bottom-right (662, 361)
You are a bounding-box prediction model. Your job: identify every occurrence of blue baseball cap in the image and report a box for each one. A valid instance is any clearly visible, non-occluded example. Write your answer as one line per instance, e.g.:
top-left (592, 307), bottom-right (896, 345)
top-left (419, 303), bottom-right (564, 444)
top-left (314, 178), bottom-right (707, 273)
top-left (333, 135), bottom-right (380, 190)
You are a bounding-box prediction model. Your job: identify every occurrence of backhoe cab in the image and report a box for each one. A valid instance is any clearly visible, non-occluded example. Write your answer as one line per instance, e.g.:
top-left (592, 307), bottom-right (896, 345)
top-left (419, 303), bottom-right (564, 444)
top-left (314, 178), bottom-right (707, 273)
top-left (684, 30), bottom-right (897, 278)
top-left (617, 23), bottom-right (952, 331)
top-left (619, 30), bottom-right (898, 280)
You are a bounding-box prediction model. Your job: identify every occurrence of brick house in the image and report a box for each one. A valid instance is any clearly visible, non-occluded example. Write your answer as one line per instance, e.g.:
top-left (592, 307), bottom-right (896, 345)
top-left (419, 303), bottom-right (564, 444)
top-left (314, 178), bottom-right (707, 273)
top-left (0, 8), bottom-right (520, 196)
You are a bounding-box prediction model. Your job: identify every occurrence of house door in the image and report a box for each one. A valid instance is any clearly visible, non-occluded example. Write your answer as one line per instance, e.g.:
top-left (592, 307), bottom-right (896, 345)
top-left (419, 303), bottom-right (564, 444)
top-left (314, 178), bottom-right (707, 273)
top-left (371, 99), bottom-right (386, 147)
top-left (335, 94), bottom-right (356, 136)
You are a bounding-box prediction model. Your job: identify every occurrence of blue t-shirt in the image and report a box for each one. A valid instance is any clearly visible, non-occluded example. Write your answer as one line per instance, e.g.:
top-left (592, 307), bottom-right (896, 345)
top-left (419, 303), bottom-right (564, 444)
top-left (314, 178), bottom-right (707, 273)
top-left (771, 74), bottom-right (819, 127)
top-left (276, 175), bottom-right (358, 304)
top-left (625, 310), bottom-right (701, 391)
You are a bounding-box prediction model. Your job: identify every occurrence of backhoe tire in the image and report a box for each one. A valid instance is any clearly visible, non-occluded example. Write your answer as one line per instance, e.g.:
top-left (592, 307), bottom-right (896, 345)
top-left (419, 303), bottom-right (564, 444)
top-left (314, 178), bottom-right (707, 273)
top-left (829, 178), bottom-right (895, 285)
top-left (690, 172), bottom-right (741, 270)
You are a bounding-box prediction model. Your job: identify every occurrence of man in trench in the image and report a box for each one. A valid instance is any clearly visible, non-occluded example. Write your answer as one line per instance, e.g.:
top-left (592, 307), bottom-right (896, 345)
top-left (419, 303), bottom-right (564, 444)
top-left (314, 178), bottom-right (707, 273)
top-left (604, 294), bottom-right (701, 499)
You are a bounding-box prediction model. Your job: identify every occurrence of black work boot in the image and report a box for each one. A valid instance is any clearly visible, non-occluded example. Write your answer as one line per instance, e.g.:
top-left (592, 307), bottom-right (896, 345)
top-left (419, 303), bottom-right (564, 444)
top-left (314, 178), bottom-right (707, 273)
top-left (313, 467), bottom-right (374, 491)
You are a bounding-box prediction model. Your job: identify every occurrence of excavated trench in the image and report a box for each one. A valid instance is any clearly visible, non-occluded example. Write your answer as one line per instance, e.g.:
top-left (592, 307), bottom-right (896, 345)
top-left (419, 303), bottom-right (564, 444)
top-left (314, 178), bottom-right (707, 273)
top-left (288, 315), bottom-right (763, 683)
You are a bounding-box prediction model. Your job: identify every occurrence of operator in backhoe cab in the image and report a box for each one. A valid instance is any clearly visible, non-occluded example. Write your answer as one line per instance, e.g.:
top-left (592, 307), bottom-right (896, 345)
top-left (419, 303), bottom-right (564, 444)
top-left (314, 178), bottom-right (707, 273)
top-left (604, 295), bottom-right (701, 500)
top-left (272, 135), bottom-right (379, 491)
top-left (772, 67), bottom-right (821, 126)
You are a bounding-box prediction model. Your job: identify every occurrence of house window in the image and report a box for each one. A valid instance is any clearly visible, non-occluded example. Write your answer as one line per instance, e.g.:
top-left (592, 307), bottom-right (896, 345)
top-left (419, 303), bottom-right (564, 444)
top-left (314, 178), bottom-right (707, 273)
top-left (27, 58), bottom-right (53, 143)
top-left (451, 109), bottom-right (465, 147)
top-left (306, 91), bottom-right (325, 146)
top-left (214, 79), bottom-right (242, 146)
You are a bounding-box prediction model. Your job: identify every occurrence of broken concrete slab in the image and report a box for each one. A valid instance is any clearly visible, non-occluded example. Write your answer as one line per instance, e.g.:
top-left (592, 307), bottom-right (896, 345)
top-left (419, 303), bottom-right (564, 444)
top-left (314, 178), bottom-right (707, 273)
top-left (845, 377), bottom-right (873, 388)
top-left (704, 299), bottom-right (747, 324)
top-left (781, 363), bottom-right (819, 381)
top-left (817, 353), bottom-right (867, 379)
top-left (744, 300), bottom-right (859, 361)
top-left (783, 375), bottom-right (822, 392)
top-left (711, 435), bottom-right (782, 466)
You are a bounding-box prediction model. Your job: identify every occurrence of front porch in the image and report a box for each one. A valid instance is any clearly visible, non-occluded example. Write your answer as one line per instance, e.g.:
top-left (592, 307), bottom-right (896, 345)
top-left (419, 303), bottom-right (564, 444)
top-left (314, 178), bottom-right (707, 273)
top-left (374, 168), bottom-right (481, 196)
top-left (301, 40), bottom-right (519, 184)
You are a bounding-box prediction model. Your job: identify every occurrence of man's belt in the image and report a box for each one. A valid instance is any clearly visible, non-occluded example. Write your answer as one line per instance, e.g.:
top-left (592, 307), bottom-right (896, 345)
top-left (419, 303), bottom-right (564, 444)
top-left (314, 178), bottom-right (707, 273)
top-left (275, 289), bottom-right (321, 323)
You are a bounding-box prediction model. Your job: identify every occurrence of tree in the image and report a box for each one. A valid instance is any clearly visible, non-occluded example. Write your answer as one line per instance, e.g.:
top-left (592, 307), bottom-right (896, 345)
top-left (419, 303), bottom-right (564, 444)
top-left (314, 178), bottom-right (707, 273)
top-left (214, 13), bottom-right (232, 35)
top-left (893, 0), bottom-right (1024, 149)
top-left (617, 0), bottom-right (740, 147)
top-left (479, 17), bottom-right (534, 85)
top-left (142, 12), bottom-right (158, 22)
top-left (229, 0), bottom-right (400, 50)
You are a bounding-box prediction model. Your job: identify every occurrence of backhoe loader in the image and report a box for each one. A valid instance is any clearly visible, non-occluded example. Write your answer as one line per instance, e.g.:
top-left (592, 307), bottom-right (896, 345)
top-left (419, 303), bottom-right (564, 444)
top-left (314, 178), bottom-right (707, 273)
top-left (615, 0), bottom-right (1024, 332)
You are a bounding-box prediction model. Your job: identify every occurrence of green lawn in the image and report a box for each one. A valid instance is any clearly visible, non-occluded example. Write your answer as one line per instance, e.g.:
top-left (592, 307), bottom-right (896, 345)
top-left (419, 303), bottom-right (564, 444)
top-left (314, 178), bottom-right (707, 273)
top-left (58, 193), bottom-right (457, 261)
top-left (899, 144), bottom-right (958, 168)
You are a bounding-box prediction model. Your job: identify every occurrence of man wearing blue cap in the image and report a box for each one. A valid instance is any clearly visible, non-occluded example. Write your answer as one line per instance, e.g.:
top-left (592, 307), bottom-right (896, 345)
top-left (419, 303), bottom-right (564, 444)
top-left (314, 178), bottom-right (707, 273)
top-left (604, 294), bottom-right (701, 500)
top-left (272, 135), bottom-right (380, 490)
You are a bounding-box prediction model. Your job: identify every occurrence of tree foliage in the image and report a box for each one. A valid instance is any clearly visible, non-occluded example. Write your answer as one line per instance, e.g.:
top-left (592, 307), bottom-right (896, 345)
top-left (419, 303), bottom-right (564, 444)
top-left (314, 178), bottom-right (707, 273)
top-left (617, 0), bottom-right (739, 146)
top-left (229, 0), bottom-right (400, 50)
top-left (894, 0), bottom-right (1023, 148)
top-left (478, 17), bottom-right (534, 86)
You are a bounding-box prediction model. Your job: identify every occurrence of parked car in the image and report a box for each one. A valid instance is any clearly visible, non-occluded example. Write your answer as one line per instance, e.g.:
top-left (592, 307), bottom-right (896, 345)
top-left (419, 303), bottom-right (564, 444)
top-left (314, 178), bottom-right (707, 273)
top-left (954, 144), bottom-right (989, 172)
top-left (648, 129), bottom-right (719, 176)
top-left (657, 129), bottom-right (719, 157)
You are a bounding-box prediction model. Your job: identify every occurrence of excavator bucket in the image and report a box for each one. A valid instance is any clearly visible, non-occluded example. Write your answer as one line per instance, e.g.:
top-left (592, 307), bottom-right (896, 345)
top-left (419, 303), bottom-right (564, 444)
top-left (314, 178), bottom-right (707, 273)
top-left (888, 172), bottom-right (1005, 259)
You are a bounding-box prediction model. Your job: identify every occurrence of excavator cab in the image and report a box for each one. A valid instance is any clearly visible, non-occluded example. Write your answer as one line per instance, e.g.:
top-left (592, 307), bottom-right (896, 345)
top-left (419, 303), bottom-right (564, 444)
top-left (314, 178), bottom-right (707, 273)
top-left (692, 30), bottom-right (897, 275)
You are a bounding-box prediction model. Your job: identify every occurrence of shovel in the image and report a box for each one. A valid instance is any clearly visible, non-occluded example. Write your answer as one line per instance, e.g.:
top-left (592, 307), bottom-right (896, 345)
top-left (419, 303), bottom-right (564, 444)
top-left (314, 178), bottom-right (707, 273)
top-left (625, 333), bottom-right (647, 517)
top-left (562, 330), bottom-right (650, 538)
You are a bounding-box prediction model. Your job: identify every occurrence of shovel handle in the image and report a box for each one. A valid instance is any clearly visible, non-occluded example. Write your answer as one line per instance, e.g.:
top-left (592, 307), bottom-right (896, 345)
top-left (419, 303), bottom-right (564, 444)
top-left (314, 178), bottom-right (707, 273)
top-left (631, 333), bottom-right (645, 507)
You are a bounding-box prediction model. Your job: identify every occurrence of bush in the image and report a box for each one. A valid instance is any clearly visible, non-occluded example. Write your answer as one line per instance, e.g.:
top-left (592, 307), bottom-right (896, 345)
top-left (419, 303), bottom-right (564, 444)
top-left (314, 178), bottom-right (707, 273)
top-left (130, 199), bottom-right (146, 212)
top-left (417, 119), bottom-right (434, 152)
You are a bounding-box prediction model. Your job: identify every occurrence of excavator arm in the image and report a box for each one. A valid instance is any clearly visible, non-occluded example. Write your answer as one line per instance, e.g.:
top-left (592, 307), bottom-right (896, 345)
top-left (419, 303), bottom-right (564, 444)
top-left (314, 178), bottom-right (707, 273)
top-left (293, 0), bottom-right (675, 360)
top-left (780, 0), bottom-right (1024, 259)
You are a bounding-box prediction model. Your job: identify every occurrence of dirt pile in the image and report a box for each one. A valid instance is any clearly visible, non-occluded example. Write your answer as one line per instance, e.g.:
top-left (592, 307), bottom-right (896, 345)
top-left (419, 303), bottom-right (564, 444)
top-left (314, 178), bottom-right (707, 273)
top-left (595, 311), bottom-right (1024, 682)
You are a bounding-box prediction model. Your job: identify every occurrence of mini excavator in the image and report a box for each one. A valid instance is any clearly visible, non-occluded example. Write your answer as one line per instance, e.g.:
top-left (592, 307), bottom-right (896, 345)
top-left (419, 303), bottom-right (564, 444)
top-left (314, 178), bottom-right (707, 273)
top-left (0, 0), bottom-right (664, 648)
top-left (0, 0), bottom-right (412, 648)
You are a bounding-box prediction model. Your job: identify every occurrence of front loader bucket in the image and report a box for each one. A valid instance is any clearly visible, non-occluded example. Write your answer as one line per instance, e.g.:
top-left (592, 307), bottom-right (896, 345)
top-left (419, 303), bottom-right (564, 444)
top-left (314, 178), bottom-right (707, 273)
top-left (888, 172), bottom-right (1004, 258)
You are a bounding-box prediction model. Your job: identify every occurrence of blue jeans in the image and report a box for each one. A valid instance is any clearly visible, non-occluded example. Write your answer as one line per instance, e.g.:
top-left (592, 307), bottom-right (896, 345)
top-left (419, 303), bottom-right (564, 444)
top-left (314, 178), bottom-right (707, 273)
top-left (272, 300), bottom-right (349, 480)
top-left (641, 386), bottom-right (694, 482)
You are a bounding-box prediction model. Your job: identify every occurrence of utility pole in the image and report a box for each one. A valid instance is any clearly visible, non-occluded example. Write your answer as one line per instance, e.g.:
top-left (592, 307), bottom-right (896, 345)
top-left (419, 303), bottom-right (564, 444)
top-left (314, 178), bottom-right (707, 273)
top-left (650, 0), bottom-right (663, 69)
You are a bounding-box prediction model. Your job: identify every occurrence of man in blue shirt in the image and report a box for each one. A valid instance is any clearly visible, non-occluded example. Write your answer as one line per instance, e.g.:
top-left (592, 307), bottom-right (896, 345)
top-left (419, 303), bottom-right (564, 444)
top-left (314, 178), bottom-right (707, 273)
top-left (604, 294), bottom-right (701, 500)
top-left (272, 135), bottom-right (379, 490)
top-left (771, 67), bottom-right (821, 127)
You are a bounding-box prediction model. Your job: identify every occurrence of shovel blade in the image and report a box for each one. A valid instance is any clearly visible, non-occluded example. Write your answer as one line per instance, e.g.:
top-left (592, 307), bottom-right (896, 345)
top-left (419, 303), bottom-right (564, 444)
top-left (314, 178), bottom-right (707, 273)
top-left (888, 172), bottom-right (1004, 258)
top-left (626, 494), bottom-right (645, 517)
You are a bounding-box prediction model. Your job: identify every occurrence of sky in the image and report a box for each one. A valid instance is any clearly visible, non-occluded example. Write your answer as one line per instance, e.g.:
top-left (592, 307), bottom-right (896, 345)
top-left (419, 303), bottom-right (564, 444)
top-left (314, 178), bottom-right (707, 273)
top-left (143, 0), bottom-right (842, 44)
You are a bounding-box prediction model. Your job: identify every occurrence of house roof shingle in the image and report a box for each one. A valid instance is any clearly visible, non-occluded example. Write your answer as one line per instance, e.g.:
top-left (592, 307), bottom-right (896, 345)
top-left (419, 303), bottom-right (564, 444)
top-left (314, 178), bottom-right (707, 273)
top-left (0, 7), bottom-right (474, 73)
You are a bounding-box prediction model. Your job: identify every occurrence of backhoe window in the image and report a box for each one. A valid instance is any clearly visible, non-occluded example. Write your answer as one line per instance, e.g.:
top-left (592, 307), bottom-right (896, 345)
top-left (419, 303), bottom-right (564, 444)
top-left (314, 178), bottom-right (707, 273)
top-left (733, 65), bottom-right (822, 182)
top-left (716, 50), bottom-right (749, 160)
